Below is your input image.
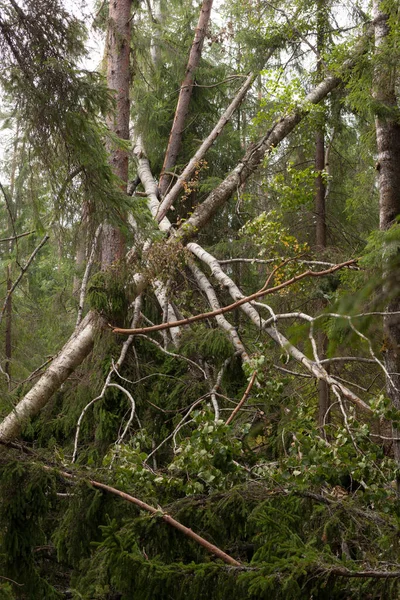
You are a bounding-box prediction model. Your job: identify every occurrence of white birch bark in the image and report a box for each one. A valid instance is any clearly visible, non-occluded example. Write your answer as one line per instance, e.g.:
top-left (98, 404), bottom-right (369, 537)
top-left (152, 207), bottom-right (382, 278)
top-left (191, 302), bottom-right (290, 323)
top-left (133, 136), bottom-right (180, 344)
top-left (188, 259), bottom-right (250, 362)
top-left (187, 242), bottom-right (371, 413)
top-left (0, 312), bottom-right (103, 440)
top-left (156, 72), bottom-right (256, 222)
top-left (176, 34), bottom-right (371, 241)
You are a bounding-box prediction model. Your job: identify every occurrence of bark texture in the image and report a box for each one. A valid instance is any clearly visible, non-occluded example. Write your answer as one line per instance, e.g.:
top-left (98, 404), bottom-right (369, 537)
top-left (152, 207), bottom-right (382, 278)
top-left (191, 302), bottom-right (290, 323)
top-left (158, 0), bottom-right (213, 196)
top-left (0, 312), bottom-right (103, 440)
top-left (373, 1), bottom-right (400, 474)
top-left (187, 243), bottom-right (370, 413)
top-left (101, 0), bottom-right (132, 269)
top-left (157, 72), bottom-right (256, 222)
top-left (314, 0), bottom-right (329, 428)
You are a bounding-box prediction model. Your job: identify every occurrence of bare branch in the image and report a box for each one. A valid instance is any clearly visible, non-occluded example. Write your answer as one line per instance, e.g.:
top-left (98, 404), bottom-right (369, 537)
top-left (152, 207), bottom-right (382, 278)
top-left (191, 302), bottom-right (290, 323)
top-left (0, 234), bottom-right (49, 326)
top-left (226, 371), bottom-right (258, 425)
top-left (157, 72), bottom-right (256, 220)
top-left (0, 230), bottom-right (34, 243)
top-left (113, 259), bottom-right (357, 335)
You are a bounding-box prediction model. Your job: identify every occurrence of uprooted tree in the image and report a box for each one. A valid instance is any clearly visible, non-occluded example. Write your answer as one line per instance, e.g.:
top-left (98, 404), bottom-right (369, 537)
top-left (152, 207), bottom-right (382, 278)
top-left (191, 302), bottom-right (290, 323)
top-left (0, 0), bottom-right (400, 598)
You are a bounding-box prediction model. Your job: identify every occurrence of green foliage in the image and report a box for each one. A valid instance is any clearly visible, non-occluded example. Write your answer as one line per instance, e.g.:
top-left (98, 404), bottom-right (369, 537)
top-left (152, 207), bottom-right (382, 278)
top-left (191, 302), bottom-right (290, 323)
top-left (241, 211), bottom-right (308, 259)
top-left (88, 269), bottom-right (128, 324)
top-left (180, 325), bottom-right (235, 364)
top-left (0, 458), bottom-right (60, 599)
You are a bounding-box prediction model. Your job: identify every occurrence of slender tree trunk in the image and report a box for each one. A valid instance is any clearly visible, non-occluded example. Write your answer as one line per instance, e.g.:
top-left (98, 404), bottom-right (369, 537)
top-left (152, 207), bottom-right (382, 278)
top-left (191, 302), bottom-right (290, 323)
top-left (5, 266), bottom-right (12, 389)
top-left (158, 0), bottom-right (213, 197)
top-left (73, 200), bottom-right (93, 296)
top-left (314, 0), bottom-right (329, 429)
top-left (373, 1), bottom-right (400, 491)
top-left (101, 0), bottom-right (132, 269)
top-left (315, 130), bottom-right (327, 248)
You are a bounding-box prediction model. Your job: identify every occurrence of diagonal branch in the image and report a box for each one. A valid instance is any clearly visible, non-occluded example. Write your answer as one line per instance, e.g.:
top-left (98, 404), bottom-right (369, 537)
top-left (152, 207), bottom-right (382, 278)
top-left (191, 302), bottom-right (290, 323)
top-left (0, 234), bottom-right (49, 326)
top-left (173, 33), bottom-right (371, 241)
top-left (157, 72), bottom-right (256, 221)
top-left (158, 0), bottom-right (214, 196)
top-left (113, 259), bottom-right (357, 335)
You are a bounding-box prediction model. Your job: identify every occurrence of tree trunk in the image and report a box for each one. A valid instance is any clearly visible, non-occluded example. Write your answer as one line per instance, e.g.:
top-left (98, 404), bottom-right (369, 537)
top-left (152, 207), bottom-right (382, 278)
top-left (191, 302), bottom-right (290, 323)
top-left (158, 0), bottom-right (213, 197)
top-left (315, 130), bottom-right (327, 248)
top-left (0, 312), bottom-right (103, 440)
top-left (156, 72), bottom-right (256, 222)
top-left (178, 36), bottom-right (370, 241)
top-left (373, 1), bottom-right (400, 489)
top-left (101, 0), bottom-right (132, 269)
top-left (5, 265), bottom-right (12, 389)
top-left (314, 0), bottom-right (329, 429)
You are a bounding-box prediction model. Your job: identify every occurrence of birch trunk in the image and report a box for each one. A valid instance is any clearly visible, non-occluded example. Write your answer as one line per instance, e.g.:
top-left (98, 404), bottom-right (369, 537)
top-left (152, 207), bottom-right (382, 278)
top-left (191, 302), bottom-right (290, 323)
top-left (187, 242), bottom-right (371, 413)
top-left (188, 259), bottom-right (249, 362)
top-left (0, 312), bottom-right (104, 440)
top-left (176, 34), bottom-right (370, 241)
top-left (373, 1), bottom-right (400, 480)
top-left (156, 72), bottom-right (256, 222)
top-left (158, 0), bottom-right (213, 196)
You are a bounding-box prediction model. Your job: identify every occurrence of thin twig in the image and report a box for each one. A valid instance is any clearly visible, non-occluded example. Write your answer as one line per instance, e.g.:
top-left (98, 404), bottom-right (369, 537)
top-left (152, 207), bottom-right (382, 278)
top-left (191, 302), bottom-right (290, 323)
top-left (226, 371), bottom-right (257, 425)
top-left (0, 234), bottom-right (49, 326)
top-left (0, 231), bottom-right (34, 243)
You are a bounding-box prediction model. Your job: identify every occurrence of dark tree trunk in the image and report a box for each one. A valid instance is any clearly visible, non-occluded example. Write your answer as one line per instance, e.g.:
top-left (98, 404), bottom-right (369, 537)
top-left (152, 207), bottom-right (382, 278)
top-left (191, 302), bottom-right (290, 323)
top-left (158, 0), bottom-right (213, 197)
top-left (101, 0), bottom-right (132, 269)
top-left (5, 265), bottom-right (12, 389)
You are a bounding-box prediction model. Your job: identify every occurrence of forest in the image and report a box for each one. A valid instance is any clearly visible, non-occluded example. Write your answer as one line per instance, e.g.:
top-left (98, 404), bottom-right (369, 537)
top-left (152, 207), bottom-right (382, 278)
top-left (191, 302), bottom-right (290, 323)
top-left (0, 0), bottom-right (399, 598)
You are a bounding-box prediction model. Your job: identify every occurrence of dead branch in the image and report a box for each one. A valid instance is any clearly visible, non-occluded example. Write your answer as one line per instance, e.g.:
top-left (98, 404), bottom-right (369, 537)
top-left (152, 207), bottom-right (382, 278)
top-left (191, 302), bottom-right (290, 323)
top-left (226, 371), bottom-right (258, 425)
top-left (61, 469), bottom-right (241, 566)
top-left (0, 231), bottom-right (34, 243)
top-left (0, 234), bottom-right (49, 326)
top-left (73, 297), bottom-right (142, 462)
top-left (113, 259), bottom-right (357, 335)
